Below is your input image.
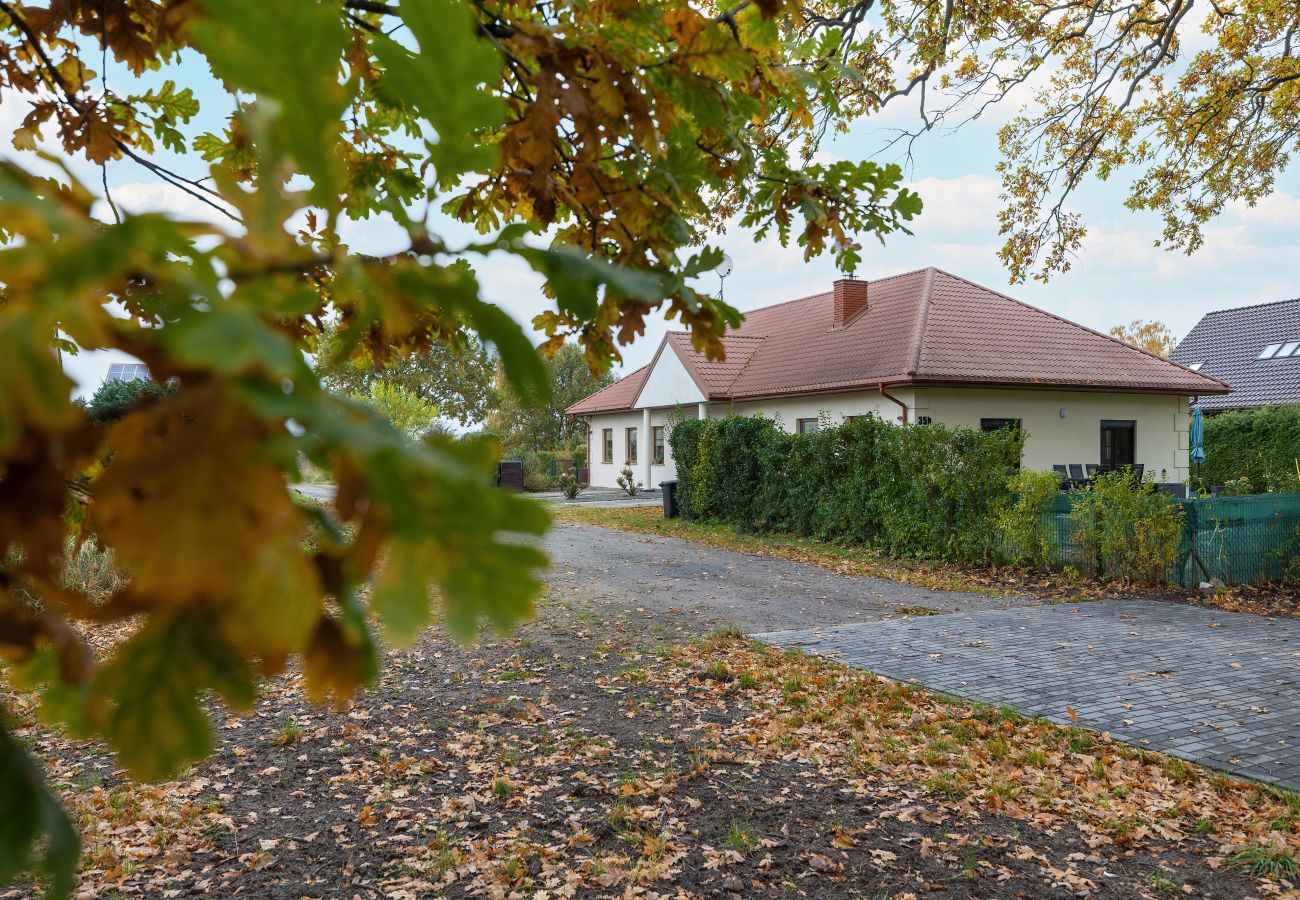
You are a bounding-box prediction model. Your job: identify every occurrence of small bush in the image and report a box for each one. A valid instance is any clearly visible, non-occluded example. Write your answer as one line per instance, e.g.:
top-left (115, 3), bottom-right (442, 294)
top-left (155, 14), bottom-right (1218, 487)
top-left (1068, 471), bottom-right (1183, 582)
top-left (616, 466), bottom-right (642, 497)
top-left (997, 469), bottom-right (1064, 567)
top-left (557, 470), bottom-right (583, 499)
top-left (522, 472), bottom-right (555, 492)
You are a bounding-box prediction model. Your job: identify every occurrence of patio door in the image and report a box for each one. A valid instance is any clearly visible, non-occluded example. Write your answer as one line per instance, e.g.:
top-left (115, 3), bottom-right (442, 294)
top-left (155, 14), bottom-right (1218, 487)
top-left (1100, 420), bottom-right (1135, 468)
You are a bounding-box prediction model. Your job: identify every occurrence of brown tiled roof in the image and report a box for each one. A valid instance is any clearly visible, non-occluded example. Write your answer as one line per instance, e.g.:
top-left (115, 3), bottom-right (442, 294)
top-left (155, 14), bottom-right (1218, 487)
top-left (565, 363), bottom-right (651, 415)
top-left (566, 267), bottom-right (1228, 414)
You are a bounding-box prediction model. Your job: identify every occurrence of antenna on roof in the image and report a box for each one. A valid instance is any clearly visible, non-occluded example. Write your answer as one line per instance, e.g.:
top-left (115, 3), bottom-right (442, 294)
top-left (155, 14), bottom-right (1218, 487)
top-left (716, 253), bottom-right (733, 302)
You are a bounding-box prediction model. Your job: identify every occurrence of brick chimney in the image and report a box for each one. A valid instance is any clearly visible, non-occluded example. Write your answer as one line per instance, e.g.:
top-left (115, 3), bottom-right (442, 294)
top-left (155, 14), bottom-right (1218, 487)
top-left (832, 277), bottom-right (869, 328)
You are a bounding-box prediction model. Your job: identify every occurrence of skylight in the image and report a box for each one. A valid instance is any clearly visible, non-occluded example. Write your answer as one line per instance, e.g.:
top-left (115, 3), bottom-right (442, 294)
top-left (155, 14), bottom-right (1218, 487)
top-left (1281, 341), bottom-right (1300, 358)
top-left (1259, 343), bottom-right (1285, 359)
top-left (106, 362), bottom-right (150, 382)
top-left (1188, 362), bottom-right (1203, 371)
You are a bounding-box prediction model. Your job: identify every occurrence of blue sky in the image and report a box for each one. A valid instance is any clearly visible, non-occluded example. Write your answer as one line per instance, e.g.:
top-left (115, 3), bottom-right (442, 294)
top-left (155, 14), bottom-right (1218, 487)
top-left (16, 45), bottom-right (1298, 398)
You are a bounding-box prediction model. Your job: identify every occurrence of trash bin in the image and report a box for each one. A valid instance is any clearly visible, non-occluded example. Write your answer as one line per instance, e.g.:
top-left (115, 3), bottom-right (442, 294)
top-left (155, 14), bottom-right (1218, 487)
top-left (660, 480), bottom-right (678, 518)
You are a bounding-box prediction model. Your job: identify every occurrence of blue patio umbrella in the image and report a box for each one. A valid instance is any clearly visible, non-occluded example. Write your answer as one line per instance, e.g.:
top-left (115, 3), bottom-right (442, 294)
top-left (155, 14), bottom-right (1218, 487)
top-left (1190, 407), bottom-right (1206, 465)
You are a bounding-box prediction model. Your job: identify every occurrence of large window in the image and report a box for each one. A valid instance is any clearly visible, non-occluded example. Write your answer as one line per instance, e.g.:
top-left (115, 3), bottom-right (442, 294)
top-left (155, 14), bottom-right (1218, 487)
top-left (652, 425), bottom-right (665, 465)
top-left (796, 418), bottom-right (819, 434)
top-left (602, 428), bottom-right (613, 464)
top-left (625, 427), bottom-right (638, 464)
top-left (1100, 420), bottom-right (1136, 468)
top-left (980, 417), bottom-right (1022, 433)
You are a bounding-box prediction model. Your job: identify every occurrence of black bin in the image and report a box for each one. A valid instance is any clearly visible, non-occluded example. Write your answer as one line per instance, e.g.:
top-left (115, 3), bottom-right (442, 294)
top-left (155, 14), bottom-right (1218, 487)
top-left (660, 480), bottom-right (679, 518)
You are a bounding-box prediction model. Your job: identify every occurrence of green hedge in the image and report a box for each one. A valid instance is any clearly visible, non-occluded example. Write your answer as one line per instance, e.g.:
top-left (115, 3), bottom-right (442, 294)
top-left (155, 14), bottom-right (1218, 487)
top-left (669, 414), bottom-right (1023, 563)
top-left (1201, 405), bottom-right (1300, 493)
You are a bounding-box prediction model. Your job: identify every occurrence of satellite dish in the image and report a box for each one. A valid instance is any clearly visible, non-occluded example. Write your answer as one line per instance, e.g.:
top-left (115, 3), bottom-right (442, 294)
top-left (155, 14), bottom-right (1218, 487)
top-left (716, 253), bottom-right (733, 279)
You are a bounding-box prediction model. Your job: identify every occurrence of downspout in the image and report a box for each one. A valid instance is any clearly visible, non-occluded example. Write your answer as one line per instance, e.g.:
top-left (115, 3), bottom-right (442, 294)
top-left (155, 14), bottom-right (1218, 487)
top-left (878, 382), bottom-right (908, 425)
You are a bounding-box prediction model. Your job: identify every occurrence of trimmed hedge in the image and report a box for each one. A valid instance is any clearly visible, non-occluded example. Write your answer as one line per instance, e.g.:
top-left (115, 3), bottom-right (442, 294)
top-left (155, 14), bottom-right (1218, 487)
top-left (1201, 405), bottom-right (1300, 493)
top-left (669, 414), bottom-right (1023, 564)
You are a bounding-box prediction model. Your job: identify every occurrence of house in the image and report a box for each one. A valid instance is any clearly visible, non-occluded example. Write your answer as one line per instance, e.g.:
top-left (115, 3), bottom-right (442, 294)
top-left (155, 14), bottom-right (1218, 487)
top-left (566, 267), bottom-right (1228, 489)
top-left (1171, 297), bottom-right (1300, 412)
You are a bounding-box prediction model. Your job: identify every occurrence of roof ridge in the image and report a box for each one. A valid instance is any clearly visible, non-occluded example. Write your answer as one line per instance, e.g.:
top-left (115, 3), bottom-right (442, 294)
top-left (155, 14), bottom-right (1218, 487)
top-left (908, 266), bottom-right (936, 376)
top-left (931, 269), bottom-right (1230, 391)
top-left (1193, 295), bottom-right (1300, 319)
top-left (728, 266), bottom-right (938, 325)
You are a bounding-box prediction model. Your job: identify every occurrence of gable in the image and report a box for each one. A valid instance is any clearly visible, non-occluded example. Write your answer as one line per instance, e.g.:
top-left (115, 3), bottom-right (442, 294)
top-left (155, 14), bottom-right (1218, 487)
top-left (634, 340), bottom-right (705, 408)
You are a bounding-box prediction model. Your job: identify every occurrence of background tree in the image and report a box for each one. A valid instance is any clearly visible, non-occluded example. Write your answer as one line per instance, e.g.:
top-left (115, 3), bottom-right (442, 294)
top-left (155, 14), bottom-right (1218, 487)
top-left (313, 318), bottom-right (496, 427)
top-left (488, 344), bottom-right (614, 453)
top-left (1108, 320), bottom-right (1177, 357)
top-left (350, 382), bottom-right (441, 440)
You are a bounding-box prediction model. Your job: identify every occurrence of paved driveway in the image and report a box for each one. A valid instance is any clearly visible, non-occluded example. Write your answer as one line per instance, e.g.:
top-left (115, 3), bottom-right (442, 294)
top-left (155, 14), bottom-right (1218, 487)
top-left (757, 600), bottom-right (1300, 789)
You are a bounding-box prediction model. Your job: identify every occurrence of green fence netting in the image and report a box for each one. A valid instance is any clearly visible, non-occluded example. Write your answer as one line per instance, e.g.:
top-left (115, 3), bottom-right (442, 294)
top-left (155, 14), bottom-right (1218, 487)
top-left (1036, 492), bottom-right (1300, 586)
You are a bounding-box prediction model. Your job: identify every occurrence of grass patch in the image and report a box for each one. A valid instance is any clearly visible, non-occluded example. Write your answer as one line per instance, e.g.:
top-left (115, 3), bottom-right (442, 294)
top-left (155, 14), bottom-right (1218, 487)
top-left (1226, 845), bottom-right (1298, 879)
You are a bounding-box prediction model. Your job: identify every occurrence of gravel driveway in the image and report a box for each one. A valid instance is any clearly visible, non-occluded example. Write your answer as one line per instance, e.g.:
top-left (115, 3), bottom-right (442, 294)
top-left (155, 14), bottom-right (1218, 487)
top-left (544, 520), bottom-right (1030, 644)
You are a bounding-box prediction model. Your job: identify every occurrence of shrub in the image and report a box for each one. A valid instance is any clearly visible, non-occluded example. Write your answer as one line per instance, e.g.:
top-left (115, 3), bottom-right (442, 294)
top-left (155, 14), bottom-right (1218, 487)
top-left (670, 413), bottom-right (1024, 564)
top-left (86, 377), bottom-right (169, 424)
top-left (1201, 405), bottom-right (1300, 492)
top-left (522, 472), bottom-right (554, 492)
top-left (997, 469), bottom-right (1065, 567)
top-left (616, 466), bottom-right (642, 497)
top-left (557, 470), bottom-right (583, 499)
top-left (1067, 471), bottom-right (1183, 581)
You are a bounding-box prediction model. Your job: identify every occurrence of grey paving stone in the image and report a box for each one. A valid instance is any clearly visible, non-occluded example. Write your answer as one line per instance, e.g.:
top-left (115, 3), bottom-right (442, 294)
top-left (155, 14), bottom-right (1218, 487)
top-left (755, 600), bottom-right (1300, 790)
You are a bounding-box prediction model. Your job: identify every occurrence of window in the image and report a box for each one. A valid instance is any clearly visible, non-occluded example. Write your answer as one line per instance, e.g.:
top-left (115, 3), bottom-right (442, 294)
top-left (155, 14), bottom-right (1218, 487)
top-left (625, 427), bottom-right (638, 465)
top-left (1100, 420), bottom-right (1136, 468)
top-left (652, 426), bottom-right (665, 465)
top-left (796, 418), bottom-right (819, 434)
top-left (1187, 362), bottom-right (1204, 371)
top-left (1259, 343), bottom-right (1284, 359)
top-left (980, 418), bottom-right (1022, 433)
top-left (106, 362), bottom-right (150, 383)
top-left (602, 428), bottom-right (613, 464)
top-left (1281, 341), bottom-right (1300, 358)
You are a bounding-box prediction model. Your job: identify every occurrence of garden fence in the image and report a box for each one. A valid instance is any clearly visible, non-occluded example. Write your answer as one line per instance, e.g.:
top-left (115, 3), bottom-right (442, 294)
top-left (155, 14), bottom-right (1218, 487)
top-left (1036, 492), bottom-right (1300, 586)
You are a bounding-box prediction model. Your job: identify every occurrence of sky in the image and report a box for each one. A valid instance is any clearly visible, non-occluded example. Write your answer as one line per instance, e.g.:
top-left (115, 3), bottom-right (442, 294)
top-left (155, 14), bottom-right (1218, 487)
top-left (13, 37), bottom-right (1298, 399)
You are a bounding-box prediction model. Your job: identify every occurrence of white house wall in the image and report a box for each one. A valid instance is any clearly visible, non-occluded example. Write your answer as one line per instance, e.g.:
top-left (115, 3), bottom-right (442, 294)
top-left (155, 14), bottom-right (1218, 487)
top-left (586, 408), bottom-right (687, 489)
top-left (723, 389), bottom-right (913, 429)
top-left (634, 345), bottom-right (705, 408)
top-left (915, 387), bottom-right (1190, 483)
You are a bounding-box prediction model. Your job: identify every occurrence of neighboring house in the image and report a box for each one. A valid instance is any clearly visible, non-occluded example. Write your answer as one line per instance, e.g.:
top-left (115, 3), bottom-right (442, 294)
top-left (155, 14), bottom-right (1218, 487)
top-left (567, 267), bottom-right (1227, 489)
top-left (1171, 297), bottom-right (1300, 412)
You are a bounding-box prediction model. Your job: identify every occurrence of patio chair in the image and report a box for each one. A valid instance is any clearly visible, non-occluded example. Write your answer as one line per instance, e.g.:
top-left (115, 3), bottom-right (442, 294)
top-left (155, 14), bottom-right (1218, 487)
top-left (1069, 464), bottom-right (1086, 481)
top-left (1085, 463), bottom-right (1100, 478)
top-left (1131, 463), bottom-right (1145, 480)
top-left (1053, 464), bottom-right (1069, 478)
